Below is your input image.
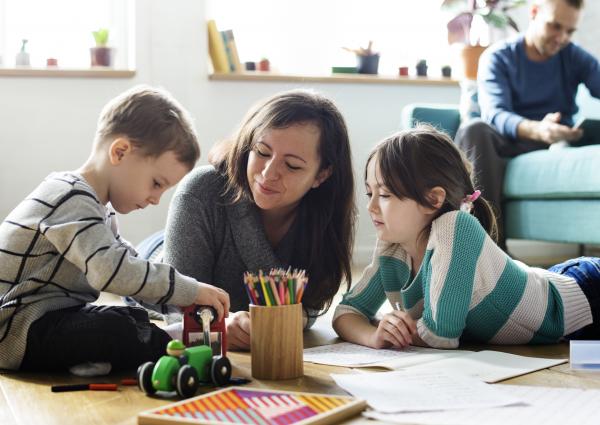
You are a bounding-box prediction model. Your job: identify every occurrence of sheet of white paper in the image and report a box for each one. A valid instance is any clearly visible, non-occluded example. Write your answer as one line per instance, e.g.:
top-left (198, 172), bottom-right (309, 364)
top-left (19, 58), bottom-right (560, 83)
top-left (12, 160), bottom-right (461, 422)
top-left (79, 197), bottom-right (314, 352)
top-left (303, 342), bottom-right (469, 368)
top-left (331, 370), bottom-right (520, 413)
top-left (409, 350), bottom-right (567, 383)
top-left (364, 384), bottom-right (600, 425)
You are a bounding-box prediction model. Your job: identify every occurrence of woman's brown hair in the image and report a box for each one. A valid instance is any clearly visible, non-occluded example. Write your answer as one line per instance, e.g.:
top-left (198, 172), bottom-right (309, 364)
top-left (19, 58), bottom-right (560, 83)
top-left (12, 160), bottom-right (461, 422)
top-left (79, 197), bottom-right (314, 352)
top-left (210, 89), bottom-right (357, 314)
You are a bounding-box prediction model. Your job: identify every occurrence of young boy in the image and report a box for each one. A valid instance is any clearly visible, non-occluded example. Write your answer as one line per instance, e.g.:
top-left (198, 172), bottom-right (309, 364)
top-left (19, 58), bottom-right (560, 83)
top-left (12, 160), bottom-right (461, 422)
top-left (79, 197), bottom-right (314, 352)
top-left (0, 85), bottom-right (230, 373)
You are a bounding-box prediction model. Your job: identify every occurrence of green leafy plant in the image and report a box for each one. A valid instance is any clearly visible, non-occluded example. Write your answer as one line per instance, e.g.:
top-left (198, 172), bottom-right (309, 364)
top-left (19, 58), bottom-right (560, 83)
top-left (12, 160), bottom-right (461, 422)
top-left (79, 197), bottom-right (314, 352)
top-left (442, 0), bottom-right (526, 45)
top-left (92, 28), bottom-right (109, 47)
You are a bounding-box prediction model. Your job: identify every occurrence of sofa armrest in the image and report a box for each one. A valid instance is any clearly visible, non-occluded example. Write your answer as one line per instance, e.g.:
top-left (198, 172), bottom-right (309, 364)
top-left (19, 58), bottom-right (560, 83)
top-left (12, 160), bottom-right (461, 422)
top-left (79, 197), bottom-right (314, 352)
top-left (401, 104), bottom-right (461, 139)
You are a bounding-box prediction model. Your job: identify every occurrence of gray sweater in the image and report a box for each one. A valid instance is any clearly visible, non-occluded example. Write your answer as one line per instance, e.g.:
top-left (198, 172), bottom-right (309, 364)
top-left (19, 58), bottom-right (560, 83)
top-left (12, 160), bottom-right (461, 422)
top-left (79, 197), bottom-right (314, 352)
top-left (0, 172), bottom-right (200, 370)
top-left (163, 166), bottom-right (303, 314)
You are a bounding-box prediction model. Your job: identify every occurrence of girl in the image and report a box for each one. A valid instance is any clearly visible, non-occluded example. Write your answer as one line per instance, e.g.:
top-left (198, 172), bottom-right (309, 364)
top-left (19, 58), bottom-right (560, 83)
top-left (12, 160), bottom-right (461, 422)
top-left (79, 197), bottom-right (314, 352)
top-left (333, 125), bottom-right (598, 349)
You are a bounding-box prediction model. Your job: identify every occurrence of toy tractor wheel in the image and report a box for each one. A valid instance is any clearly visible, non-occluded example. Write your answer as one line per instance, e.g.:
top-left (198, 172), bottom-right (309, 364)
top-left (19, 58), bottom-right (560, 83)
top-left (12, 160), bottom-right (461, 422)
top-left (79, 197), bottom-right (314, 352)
top-left (176, 364), bottom-right (199, 398)
top-left (210, 356), bottom-right (232, 386)
top-left (137, 361), bottom-right (156, 395)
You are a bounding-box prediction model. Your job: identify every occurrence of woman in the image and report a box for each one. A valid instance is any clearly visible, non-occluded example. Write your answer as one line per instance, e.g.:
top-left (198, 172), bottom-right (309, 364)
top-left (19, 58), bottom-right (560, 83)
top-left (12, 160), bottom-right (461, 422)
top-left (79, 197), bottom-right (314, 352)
top-left (163, 89), bottom-right (356, 350)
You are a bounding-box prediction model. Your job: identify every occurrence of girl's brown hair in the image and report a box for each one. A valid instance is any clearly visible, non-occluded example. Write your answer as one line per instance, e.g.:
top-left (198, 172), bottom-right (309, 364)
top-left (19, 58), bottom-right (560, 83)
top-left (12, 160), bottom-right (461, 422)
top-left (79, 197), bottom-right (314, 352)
top-left (210, 89), bottom-right (357, 314)
top-left (366, 125), bottom-right (498, 241)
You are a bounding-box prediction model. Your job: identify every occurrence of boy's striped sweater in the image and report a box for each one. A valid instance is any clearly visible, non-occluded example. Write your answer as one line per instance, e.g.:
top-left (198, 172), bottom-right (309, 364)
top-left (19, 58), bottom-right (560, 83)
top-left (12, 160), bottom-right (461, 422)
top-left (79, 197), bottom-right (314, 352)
top-left (334, 211), bottom-right (593, 348)
top-left (0, 172), bottom-right (201, 370)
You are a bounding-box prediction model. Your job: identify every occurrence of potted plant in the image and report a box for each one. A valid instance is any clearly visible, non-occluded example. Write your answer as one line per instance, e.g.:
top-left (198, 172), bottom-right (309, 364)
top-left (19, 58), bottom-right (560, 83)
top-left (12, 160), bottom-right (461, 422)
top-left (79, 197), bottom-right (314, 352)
top-left (416, 59), bottom-right (428, 77)
top-left (344, 41), bottom-right (380, 75)
top-left (90, 28), bottom-right (114, 67)
top-left (442, 0), bottom-right (526, 79)
top-left (441, 65), bottom-right (452, 78)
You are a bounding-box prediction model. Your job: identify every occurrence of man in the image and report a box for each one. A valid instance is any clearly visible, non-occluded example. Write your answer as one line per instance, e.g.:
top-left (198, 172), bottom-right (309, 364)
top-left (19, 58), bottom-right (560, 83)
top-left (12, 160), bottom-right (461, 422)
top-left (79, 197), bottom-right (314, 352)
top-left (455, 0), bottom-right (600, 247)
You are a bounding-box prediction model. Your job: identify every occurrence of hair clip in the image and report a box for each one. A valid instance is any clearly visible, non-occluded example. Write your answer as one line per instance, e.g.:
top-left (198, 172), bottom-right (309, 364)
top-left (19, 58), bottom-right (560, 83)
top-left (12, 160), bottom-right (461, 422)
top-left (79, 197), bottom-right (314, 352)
top-left (460, 190), bottom-right (481, 213)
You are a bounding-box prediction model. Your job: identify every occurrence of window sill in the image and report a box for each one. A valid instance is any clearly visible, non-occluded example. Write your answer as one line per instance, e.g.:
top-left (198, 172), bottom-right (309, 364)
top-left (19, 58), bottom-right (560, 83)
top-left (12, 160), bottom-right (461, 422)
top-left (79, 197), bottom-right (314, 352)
top-left (0, 67), bottom-right (136, 78)
top-left (209, 71), bottom-right (459, 86)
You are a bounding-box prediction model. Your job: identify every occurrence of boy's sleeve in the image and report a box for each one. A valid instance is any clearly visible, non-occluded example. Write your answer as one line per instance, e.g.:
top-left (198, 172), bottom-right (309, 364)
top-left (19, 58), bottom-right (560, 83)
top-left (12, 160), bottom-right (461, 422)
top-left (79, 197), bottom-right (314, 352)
top-left (417, 213), bottom-right (485, 348)
top-left (333, 240), bottom-right (389, 323)
top-left (106, 206), bottom-right (138, 257)
top-left (41, 193), bottom-right (199, 306)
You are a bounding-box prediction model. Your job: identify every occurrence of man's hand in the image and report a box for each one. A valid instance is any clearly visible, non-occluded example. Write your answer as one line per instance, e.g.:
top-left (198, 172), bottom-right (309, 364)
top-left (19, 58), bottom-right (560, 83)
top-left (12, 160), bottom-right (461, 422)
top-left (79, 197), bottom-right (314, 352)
top-left (519, 112), bottom-right (583, 144)
top-left (226, 311), bottom-right (251, 351)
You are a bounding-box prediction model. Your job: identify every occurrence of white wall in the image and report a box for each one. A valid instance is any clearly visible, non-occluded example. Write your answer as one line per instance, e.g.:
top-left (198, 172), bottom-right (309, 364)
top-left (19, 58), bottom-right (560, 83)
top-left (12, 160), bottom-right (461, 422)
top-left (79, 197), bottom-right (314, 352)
top-left (0, 0), bottom-right (459, 265)
top-left (1, 0), bottom-right (599, 266)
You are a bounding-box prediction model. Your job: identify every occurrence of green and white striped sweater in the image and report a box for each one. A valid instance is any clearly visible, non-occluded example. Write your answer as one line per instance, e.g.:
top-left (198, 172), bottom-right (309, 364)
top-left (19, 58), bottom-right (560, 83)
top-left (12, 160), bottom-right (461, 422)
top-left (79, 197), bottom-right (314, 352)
top-left (334, 211), bottom-right (593, 348)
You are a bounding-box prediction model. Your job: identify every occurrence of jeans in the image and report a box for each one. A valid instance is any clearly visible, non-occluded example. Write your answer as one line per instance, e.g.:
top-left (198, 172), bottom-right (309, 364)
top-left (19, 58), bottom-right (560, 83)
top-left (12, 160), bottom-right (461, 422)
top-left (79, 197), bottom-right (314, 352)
top-left (548, 257), bottom-right (600, 339)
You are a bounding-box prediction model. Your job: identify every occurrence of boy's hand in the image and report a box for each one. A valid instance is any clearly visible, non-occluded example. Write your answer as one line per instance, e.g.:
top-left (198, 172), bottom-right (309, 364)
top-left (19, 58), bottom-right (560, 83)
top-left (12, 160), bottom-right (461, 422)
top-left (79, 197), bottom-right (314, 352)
top-left (194, 283), bottom-right (230, 322)
top-left (226, 311), bottom-right (251, 351)
top-left (369, 310), bottom-right (417, 349)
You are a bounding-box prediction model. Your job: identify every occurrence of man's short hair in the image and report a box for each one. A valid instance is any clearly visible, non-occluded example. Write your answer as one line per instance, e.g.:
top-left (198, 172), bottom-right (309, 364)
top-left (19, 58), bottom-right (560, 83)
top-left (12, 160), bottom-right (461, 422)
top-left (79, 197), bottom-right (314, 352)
top-left (565, 0), bottom-right (584, 9)
top-left (95, 85), bottom-right (200, 168)
top-left (539, 0), bottom-right (584, 9)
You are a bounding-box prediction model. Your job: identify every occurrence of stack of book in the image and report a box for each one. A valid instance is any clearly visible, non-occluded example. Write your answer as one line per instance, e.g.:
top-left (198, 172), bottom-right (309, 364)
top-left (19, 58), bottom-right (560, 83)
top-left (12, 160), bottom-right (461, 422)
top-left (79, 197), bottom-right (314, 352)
top-left (207, 19), bottom-right (242, 73)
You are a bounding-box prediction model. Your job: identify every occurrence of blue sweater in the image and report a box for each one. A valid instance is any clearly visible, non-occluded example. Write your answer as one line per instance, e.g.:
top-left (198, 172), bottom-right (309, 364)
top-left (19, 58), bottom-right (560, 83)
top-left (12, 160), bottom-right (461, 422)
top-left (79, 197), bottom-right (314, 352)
top-left (334, 211), bottom-right (592, 348)
top-left (478, 35), bottom-right (600, 140)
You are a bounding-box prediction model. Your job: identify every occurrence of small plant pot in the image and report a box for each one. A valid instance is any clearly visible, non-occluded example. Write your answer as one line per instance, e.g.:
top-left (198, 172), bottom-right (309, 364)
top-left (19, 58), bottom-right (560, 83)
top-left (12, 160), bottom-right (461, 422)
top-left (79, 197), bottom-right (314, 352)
top-left (357, 54), bottom-right (380, 75)
top-left (441, 66), bottom-right (452, 78)
top-left (416, 65), bottom-right (428, 77)
top-left (90, 47), bottom-right (114, 67)
top-left (398, 66), bottom-right (409, 76)
top-left (258, 59), bottom-right (270, 71)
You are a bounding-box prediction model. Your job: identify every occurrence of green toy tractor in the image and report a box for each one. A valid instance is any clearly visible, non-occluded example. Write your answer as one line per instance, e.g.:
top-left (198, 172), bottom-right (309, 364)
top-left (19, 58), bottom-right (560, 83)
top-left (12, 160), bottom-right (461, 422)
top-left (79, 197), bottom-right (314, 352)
top-left (137, 306), bottom-right (232, 398)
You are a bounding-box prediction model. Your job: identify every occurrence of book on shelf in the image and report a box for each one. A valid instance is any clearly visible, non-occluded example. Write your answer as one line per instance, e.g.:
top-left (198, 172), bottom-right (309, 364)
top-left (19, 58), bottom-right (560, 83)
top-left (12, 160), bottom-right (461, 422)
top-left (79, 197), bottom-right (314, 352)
top-left (207, 19), bottom-right (230, 73)
top-left (221, 29), bottom-right (242, 72)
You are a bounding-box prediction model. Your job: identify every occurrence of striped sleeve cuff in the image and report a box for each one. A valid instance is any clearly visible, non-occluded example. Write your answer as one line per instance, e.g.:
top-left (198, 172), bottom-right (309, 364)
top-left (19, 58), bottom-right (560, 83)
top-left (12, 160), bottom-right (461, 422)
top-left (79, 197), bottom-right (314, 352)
top-left (332, 303), bottom-right (369, 323)
top-left (417, 318), bottom-right (459, 349)
top-left (168, 273), bottom-right (202, 306)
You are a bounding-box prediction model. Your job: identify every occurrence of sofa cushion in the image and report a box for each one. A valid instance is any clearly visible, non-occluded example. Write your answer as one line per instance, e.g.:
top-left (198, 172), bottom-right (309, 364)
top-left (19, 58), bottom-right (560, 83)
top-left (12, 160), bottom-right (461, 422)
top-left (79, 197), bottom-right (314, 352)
top-left (505, 199), bottom-right (600, 244)
top-left (401, 104), bottom-right (461, 139)
top-left (504, 145), bottom-right (600, 199)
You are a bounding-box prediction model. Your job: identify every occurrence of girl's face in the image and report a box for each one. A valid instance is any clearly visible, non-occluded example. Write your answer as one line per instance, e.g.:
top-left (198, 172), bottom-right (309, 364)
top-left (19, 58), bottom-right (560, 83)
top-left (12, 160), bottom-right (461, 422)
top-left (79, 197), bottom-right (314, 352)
top-left (246, 123), bottom-right (331, 218)
top-left (365, 156), bottom-right (433, 245)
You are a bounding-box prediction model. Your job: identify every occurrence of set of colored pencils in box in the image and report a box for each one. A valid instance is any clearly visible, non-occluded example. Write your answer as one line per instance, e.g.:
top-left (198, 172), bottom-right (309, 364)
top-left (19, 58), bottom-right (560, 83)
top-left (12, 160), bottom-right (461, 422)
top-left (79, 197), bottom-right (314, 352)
top-left (243, 269), bottom-right (308, 306)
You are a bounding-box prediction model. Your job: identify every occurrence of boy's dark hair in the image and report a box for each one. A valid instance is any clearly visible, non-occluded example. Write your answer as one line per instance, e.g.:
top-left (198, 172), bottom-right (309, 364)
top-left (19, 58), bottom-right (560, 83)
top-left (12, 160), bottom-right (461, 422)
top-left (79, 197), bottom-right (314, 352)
top-left (366, 125), bottom-right (498, 242)
top-left (209, 89), bottom-right (357, 314)
top-left (95, 85), bottom-right (200, 168)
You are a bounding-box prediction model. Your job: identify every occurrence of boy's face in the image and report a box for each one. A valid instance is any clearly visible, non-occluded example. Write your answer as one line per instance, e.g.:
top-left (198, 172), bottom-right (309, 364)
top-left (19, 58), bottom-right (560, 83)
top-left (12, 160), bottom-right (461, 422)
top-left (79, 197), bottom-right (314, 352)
top-left (108, 139), bottom-right (190, 214)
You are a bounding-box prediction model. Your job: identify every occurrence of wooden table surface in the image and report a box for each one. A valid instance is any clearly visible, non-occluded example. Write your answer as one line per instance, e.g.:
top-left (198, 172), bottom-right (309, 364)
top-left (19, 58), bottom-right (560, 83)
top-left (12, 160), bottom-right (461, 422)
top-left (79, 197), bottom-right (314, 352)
top-left (2, 324), bottom-right (600, 425)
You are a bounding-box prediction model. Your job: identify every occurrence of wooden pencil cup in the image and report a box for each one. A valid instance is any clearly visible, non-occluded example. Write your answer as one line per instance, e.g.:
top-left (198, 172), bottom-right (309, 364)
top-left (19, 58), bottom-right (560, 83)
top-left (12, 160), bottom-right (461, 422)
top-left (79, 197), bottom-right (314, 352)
top-left (250, 303), bottom-right (303, 380)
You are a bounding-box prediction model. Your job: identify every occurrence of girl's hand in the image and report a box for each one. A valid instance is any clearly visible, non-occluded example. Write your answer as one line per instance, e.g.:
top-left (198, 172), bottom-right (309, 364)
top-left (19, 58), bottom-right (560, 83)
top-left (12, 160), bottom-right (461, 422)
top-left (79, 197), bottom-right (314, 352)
top-left (226, 311), bottom-right (251, 351)
top-left (368, 310), bottom-right (417, 349)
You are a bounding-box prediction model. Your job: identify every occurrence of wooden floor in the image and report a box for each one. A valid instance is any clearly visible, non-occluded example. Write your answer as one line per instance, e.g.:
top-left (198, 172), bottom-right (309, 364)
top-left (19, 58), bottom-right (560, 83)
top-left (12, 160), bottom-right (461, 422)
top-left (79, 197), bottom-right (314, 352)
top-left (2, 294), bottom-right (600, 425)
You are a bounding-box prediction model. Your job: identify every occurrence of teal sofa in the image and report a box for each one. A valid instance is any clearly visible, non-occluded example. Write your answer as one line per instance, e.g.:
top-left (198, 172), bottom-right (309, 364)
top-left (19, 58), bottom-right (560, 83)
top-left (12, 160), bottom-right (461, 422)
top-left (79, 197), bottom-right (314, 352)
top-left (401, 103), bottom-right (600, 245)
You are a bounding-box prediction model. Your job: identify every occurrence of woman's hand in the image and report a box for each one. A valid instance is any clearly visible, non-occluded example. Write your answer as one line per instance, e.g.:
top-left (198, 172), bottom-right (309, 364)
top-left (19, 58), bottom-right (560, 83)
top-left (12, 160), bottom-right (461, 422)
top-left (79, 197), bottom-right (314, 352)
top-left (226, 311), bottom-right (251, 351)
top-left (368, 310), bottom-right (417, 349)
